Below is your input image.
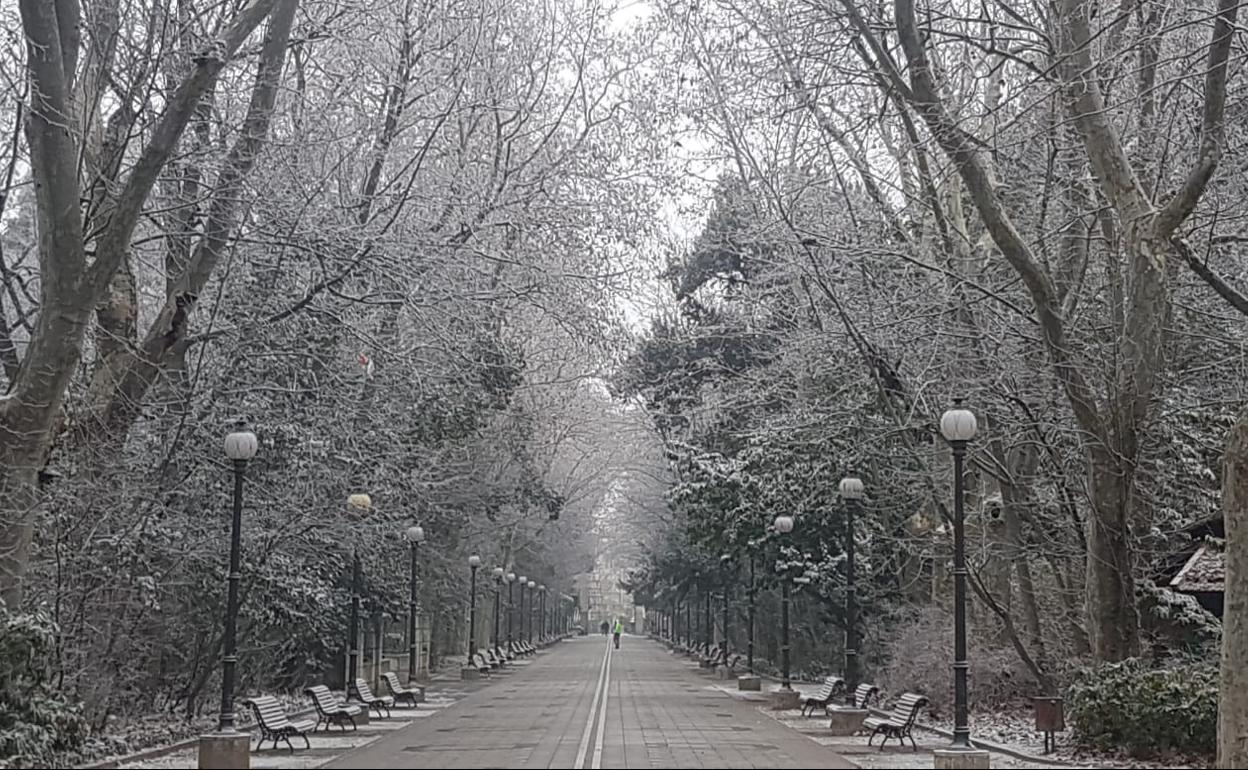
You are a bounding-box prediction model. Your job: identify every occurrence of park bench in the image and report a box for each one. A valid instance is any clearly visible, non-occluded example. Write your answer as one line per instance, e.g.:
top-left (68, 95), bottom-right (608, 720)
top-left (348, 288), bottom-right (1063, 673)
top-left (304, 685), bottom-right (360, 731)
top-left (828, 683), bottom-right (878, 713)
top-left (801, 676), bottom-right (845, 717)
top-left (350, 677), bottom-right (395, 718)
top-left (244, 695), bottom-right (314, 752)
top-left (853, 683), bottom-right (878, 708)
top-left (703, 648), bottom-right (740, 670)
top-left (480, 648), bottom-right (501, 668)
top-left (381, 672), bottom-right (422, 707)
top-left (495, 644), bottom-right (514, 661)
top-left (864, 692), bottom-right (928, 750)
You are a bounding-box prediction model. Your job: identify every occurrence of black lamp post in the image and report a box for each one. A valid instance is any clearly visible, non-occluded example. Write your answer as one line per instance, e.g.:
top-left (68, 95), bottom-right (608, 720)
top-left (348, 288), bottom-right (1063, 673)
top-left (405, 525), bottom-right (425, 683)
top-left (346, 493), bottom-right (372, 690)
top-left (669, 596), bottom-right (676, 643)
top-left (466, 555), bottom-right (481, 665)
top-left (839, 477), bottom-right (864, 694)
top-left (505, 572), bottom-right (516, 651)
top-left (747, 545), bottom-right (756, 674)
top-left (539, 585), bottom-right (547, 641)
top-left (703, 584), bottom-right (712, 654)
top-left (719, 554), bottom-right (731, 667)
top-left (941, 402), bottom-right (977, 749)
top-left (217, 430), bottom-right (257, 732)
top-left (492, 567), bottom-right (504, 655)
top-left (518, 575), bottom-right (528, 644)
top-left (684, 594), bottom-right (691, 650)
top-left (526, 580), bottom-right (537, 642)
top-left (774, 514), bottom-right (795, 692)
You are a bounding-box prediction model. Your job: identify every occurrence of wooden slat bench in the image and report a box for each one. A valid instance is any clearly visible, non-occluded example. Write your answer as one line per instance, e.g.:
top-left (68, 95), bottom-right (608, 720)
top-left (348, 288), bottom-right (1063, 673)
top-left (244, 695), bottom-right (314, 752)
top-left (700, 645), bottom-right (721, 666)
top-left (470, 652), bottom-right (492, 673)
top-left (304, 685), bottom-right (360, 731)
top-left (837, 682), bottom-right (878, 710)
top-left (480, 648), bottom-right (502, 668)
top-left (801, 676), bottom-right (845, 716)
top-left (865, 692), bottom-right (928, 750)
top-left (381, 672), bottom-right (422, 707)
top-left (350, 678), bottom-right (395, 718)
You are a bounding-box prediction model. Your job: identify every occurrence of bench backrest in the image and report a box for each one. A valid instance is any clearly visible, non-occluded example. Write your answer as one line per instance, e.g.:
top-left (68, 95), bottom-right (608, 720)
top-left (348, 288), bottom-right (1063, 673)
top-left (889, 693), bottom-right (928, 726)
top-left (382, 672), bottom-right (406, 694)
top-left (247, 696), bottom-right (291, 730)
top-left (852, 683), bottom-right (878, 709)
top-left (352, 678), bottom-right (377, 701)
top-left (306, 685), bottom-right (343, 713)
top-left (814, 676), bottom-right (844, 699)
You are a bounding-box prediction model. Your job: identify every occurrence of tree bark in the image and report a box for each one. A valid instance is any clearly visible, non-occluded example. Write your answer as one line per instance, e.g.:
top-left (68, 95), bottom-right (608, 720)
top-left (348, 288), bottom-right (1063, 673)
top-left (999, 444), bottom-right (1046, 666)
top-left (0, 0), bottom-right (279, 606)
top-left (76, 0), bottom-right (298, 454)
top-left (1219, 407), bottom-right (1248, 767)
top-left (1085, 447), bottom-right (1141, 660)
top-left (857, 0), bottom-right (1238, 662)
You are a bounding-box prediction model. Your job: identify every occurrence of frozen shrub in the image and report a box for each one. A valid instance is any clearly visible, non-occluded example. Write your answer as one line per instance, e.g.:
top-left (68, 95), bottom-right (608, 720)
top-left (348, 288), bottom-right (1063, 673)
top-left (0, 609), bottom-right (87, 768)
top-left (877, 606), bottom-right (1032, 715)
top-left (1066, 658), bottom-right (1216, 757)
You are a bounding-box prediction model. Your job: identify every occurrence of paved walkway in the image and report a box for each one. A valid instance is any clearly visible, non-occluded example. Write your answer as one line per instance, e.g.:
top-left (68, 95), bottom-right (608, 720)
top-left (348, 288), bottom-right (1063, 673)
top-left (328, 636), bottom-right (856, 769)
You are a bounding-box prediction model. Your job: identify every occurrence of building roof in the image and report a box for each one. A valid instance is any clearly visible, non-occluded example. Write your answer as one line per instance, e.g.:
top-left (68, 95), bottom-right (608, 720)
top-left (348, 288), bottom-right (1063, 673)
top-left (1170, 545), bottom-right (1225, 594)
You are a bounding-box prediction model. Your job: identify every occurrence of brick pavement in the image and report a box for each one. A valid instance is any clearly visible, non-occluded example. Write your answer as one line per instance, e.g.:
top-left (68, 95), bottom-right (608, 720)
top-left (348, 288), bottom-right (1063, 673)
top-left (328, 636), bottom-right (856, 769)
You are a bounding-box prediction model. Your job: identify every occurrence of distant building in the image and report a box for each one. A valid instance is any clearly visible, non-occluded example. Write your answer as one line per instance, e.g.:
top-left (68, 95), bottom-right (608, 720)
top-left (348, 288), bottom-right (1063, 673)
top-left (1157, 515), bottom-right (1225, 618)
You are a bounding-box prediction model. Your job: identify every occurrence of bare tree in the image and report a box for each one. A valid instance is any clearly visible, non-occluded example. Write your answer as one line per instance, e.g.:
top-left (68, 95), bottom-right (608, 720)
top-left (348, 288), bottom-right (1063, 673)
top-left (842, 0), bottom-right (1240, 661)
top-left (0, 0), bottom-right (287, 606)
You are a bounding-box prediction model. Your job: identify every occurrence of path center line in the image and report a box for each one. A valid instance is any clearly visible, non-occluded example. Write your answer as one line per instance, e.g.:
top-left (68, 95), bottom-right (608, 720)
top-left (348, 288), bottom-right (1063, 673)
top-left (590, 639), bottom-right (613, 769)
top-left (573, 639), bottom-right (612, 768)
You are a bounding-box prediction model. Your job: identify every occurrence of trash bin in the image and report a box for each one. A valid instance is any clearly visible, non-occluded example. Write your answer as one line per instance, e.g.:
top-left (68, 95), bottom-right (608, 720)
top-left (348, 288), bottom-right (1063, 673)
top-left (1033, 696), bottom-right (1064, 753)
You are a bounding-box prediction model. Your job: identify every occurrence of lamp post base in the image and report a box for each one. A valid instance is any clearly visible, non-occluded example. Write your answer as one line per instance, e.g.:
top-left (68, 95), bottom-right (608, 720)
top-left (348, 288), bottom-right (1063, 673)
top-left (768, 688), bottom-right (801, 710)
top-left (933, 748), bottom-right (991, 769)
top-left (737, 675), bottom-right (761, 691)
top-left (461, 666), bottom-right (483, 681)
top-left (197, 732), bottom-right (250, 769)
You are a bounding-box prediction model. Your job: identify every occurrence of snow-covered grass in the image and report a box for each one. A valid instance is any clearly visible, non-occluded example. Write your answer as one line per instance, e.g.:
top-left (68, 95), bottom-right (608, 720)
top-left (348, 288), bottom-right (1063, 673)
top-left (926, 708), bottom-right (1213, 770)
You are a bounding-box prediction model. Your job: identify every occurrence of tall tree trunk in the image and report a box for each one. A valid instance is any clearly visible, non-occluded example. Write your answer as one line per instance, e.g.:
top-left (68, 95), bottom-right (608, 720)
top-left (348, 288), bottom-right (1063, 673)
top-left (1086, 447), bottom-right (1141, 661)
top-left (1047, 555), bottom-right (1092, 655)
top-left (0, 0), bottom-right (280, 605)
top-left (999, 444), bottom-right (1047, 667)
top-left (76, 0), bottom-right (299, 455)
top-left (1218, 408), bottom-right (1248, 767)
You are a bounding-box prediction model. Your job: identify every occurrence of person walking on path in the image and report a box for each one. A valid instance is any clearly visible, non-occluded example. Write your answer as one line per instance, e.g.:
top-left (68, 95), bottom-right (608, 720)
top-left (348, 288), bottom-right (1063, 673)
top-left (612, 619), bottom-right (622, 649)
top-left (600, 620), bottom-right (609, 636)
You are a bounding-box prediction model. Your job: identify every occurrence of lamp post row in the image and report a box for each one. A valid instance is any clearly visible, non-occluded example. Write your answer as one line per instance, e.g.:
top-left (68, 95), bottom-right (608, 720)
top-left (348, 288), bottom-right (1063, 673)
top-left (211, 403), bottom-right (975, 756)
top-left (211, 431), bottom-right (570, 716)
top-left (650, 402), bottom-right (978, 752)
